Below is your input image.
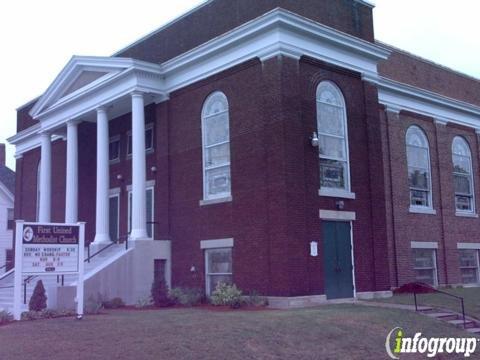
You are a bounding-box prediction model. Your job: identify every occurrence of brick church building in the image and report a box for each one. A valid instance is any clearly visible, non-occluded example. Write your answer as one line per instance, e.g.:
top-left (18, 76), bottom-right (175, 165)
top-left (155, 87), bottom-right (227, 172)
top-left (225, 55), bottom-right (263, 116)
top-left (7, 0), bottom-right (480, 307)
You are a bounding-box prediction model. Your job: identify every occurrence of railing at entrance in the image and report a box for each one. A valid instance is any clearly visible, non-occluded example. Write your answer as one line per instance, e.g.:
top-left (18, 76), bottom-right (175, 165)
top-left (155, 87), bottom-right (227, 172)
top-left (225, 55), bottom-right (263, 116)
top-left (86, 233), bottom-right (129, 263)
top-left (413, 288), bottom-right (467, 329)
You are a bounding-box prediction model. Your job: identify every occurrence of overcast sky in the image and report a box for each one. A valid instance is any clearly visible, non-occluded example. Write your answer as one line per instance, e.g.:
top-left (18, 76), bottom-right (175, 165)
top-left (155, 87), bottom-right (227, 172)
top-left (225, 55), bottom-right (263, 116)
top-left (0, 0), bottom-right (478, 170)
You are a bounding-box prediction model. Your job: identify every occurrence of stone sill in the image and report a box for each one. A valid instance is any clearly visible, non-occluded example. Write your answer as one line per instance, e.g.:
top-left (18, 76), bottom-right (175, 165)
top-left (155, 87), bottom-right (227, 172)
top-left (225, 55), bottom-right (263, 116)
top-left (199, 196), bottom-right (232, 206)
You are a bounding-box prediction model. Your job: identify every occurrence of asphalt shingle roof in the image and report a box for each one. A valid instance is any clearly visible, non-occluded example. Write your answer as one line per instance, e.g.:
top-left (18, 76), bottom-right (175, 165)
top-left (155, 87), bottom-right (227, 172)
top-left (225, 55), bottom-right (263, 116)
top-left (0, 165), bottom-right (15, 195)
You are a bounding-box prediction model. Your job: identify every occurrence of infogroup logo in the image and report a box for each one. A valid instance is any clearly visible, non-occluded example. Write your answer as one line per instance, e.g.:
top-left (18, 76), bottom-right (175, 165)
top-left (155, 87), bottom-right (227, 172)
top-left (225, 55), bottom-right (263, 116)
top-left (385, 327), bottom-right (479, 359)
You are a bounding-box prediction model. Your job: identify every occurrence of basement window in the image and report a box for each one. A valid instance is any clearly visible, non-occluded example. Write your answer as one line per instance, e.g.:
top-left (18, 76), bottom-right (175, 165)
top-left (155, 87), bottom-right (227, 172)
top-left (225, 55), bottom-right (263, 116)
top-left (412, 248), bottom-right (438, 286)
top-left (459, 249), bottom-right (480, 285)
top-left (205, 248), bottom-right (232, 296)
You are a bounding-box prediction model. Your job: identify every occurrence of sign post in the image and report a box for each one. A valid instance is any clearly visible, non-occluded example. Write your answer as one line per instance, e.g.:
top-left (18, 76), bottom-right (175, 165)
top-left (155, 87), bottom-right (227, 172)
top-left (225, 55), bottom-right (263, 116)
top-left (76, 222), bottom-right (85, 319)
top-left (13, 221), bottom-right (85, 321)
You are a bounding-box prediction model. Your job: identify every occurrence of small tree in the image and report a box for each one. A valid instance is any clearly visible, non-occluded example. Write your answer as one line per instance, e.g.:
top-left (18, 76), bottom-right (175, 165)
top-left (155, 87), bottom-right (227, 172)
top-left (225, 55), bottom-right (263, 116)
top-left (151, 277), bottom-right (171, 307)
top-left (29, 280), bottom-right (47, 311)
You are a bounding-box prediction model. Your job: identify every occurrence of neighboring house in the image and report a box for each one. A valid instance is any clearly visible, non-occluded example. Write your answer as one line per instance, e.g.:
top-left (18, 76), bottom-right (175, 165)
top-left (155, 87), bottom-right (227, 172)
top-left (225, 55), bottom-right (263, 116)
top-left (0, 144), bottom-right (15, 274)
top-left (7, 0), bottom-right (480, 305)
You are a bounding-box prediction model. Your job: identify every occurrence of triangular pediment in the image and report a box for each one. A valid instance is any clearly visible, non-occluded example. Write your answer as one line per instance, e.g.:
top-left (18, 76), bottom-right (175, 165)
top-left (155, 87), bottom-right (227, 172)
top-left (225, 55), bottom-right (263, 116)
top-left (30, 56), bottom-right (138, 118)
top-left (63, 70), bottom-right (109, 97)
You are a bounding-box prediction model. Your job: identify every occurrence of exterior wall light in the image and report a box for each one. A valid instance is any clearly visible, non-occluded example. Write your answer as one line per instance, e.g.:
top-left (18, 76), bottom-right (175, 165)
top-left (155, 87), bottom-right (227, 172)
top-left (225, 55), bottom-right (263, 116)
top-left (190, 265), bottom-right (196, 273)
top-left (116, 174), bottom-right (123, 181)
top-left (310, 132), bottom-right (319, 147)
top-left (310, 241), bottom-right (318, 257)
top-left (336, 200), bottom-right (345, 210)
top-left (151, 166), bottom-right (157, 173)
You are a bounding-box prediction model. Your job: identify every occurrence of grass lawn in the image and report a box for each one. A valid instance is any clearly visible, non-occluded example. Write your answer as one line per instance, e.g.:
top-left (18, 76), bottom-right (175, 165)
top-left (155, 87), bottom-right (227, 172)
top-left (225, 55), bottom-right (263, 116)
top-left (370, 287), bottom-right (480, 320)
top-left (0, 304), bottom-right (475, 360)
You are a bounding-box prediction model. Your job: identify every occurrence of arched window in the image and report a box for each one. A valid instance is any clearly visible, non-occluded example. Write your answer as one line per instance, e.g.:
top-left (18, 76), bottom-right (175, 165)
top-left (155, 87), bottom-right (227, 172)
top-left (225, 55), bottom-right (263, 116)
top-left (316, 81), bottom-right (351, 193)
top-left (36, 161), bottom-right (41, 221)
top-left (452, 136), bottom-right (475, 212)
top-left (406, 126), bottom-right (432, 208)
top-left (201, 92), bottom-right (231, 201)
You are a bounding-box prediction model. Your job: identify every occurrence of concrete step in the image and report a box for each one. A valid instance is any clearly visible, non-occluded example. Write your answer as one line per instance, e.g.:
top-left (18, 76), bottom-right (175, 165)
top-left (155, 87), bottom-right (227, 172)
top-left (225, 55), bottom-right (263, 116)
top-left (416, 306), bottom-right (433, 312)
top-left (466, 328), bottom-right (480, 334)
top-left (448, 319), bottom-right (476, 328)
top-left (426, 312), bottom-right (459, 321)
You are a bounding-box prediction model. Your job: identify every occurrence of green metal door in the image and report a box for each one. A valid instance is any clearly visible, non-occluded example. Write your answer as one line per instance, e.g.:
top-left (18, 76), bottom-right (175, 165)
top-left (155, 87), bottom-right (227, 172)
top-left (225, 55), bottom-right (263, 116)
top-left (322, 221), bottom-right (354, 299)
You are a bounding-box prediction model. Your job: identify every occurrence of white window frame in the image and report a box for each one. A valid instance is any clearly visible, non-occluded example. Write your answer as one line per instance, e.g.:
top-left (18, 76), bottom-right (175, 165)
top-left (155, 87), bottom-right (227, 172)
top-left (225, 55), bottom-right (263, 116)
top-left (316, 81), bottom-right (353, 198)
top-left (452, 136), bottom-right (476, 215)
top-left (406, 125), bottom-right (434, 212)
top-left (127, 182), bottom-right (155, 240)
top-left (204, 246), bottom-right (233, 296)
top-left (201, 91), bottom-right (231, 202)
top-left (6, 208), bottom-right (14, 231)
top-left (412, 247), bottom-right (438, 286)
top-left (108, 192), bottom-right (120, 242)
top-left (458, 249), bottom-right (480, 285)
top-left (109, 135), bottom-right (121, 164)
top-left (36, 161), bottom-right (41, 221)
top-left (127, 123), bottom-right (154, 158)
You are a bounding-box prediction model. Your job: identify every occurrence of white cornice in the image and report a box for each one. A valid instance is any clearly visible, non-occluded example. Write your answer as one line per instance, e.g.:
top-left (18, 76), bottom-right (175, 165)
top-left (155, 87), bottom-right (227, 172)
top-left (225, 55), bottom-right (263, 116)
top-left (12, 8), bottom-right (389, 157)
top-left (375, 76), bottom-right (480, 130)
top-left (353, 0), bottom-right (375, 8)
top-left (160, 8), bottom-right (389, 92)
top-left (30, 56), bottom-right (164, 119)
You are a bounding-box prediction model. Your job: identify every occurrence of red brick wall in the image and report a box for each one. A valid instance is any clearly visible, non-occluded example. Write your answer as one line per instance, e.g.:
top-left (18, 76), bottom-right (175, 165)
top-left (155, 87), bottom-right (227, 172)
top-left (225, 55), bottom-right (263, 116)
top-left (164, 55), bottom-right (390, 296)
top-left (378, 45), bottom-right (480, 107)
top-left (383, 109), bottom-right (480, 287)
top-left (14, 55), bottom-right (392, 296)
top-left (117, 0), bottom-right (374, 63)
top-left (298, 57), bottom-right (390, 294)
top-left (16, 102), bottom-right (37, 133)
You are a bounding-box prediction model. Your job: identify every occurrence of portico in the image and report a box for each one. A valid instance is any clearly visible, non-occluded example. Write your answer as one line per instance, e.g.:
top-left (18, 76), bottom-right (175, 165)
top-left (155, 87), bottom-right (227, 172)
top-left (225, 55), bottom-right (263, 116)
top-left (16, 56), bottom-right (166, 243)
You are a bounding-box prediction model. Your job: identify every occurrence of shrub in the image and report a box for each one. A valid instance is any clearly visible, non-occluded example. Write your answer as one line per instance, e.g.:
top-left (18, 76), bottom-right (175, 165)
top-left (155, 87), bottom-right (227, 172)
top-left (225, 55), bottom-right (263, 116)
top-left (0, 310), bottom-right (13, 324)
top-left (21, 309), bottom-right (76, 321)
top-left (135, 295), bottom-right (153, 309)
top-left (85, 293), bottom-right (104, 314)
top-left (151, 277), bottom-right (172, 307)
top-left (103, 297), bottom-right (125, 309)
top-left (210, 283), bottom-right (243, 309)
top-left (169, 287), bottom-right (203, 306)
top-left (29, 280), bottom-right (47, 311)
top-left (245, 291), bottom-right (268, 307)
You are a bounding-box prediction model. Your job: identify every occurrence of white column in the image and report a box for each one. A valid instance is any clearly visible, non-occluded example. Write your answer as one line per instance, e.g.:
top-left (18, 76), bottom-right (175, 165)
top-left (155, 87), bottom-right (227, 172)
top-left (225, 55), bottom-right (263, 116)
top-left (130, 91), bottom-right (148, 240)
top-left (65, 120), bottom-right (79, 223)
top-left (93, 107), bottom-right (111, 244)
top-left (39, 132), bottom-right (52, 223)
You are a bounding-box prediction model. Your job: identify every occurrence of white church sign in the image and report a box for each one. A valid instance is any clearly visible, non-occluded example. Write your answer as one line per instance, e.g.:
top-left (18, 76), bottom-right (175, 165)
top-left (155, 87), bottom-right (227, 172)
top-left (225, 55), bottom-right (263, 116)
top-left (21, 224), bottom-right (80, 274)
top-left (13, 221), bottom-right (85, 320)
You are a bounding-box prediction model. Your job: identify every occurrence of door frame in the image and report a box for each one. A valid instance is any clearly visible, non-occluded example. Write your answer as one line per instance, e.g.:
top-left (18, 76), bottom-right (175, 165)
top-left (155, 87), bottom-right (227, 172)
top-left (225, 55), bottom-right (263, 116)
top-left (321, 219), bottom-right (357, 299)
top-left (109, 189), bottom-right (120, 242)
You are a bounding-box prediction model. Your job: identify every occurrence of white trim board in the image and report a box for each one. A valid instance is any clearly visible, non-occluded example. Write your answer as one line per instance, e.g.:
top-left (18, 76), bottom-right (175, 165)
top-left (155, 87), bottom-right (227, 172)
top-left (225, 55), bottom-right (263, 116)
top-left (411, 241), bottom-right (438, 249)
top-left (376, 76), bottom-right (480, 131)
top-left (200, 238), bottom-right (234, 249)
top-left (457, 243), bottom-right (480, 250)
top-left (9, 9), bottom-right (390, 158)
top-left (126, 180), bottom-right (156, 192)
top-left (319, 210), bottom-right (356, 221)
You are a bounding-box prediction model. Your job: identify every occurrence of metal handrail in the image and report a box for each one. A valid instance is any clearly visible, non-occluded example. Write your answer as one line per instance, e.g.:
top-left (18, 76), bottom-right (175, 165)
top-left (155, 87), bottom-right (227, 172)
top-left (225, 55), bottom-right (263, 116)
top-left (86, 234), bottom-right (129, 263)
top-left (0, 268), bottom-right (14, 281)
top-left (23, 275), bottom-right (37, 304)
top-left (0, 264), bottom-right (6, 270)
top-left (413, 288), bottom-right (467, 328)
